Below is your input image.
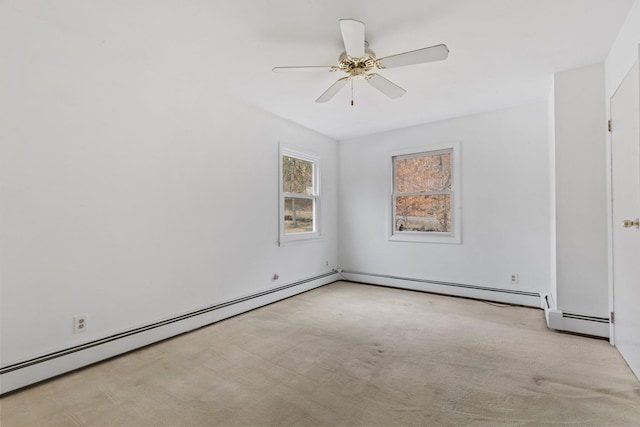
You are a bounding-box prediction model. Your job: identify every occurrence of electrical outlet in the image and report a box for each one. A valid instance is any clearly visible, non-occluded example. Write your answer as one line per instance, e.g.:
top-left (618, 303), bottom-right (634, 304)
top-left (325, 261), bottom-right (329, 267)
top-left (73, 314), bottom-right (87, 333)
top-left (510, 273), bottom-right (519, 285)
top-left (272, 273), bottom-right (279, 281)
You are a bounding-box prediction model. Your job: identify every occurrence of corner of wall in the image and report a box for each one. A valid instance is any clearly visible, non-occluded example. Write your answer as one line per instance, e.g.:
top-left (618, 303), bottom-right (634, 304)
top-left (548, 79), bottom-right (558, 306)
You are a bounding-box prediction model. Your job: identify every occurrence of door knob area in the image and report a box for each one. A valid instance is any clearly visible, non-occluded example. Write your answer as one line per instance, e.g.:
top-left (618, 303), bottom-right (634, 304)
top-left (622, 218), bottom-right (640, 228)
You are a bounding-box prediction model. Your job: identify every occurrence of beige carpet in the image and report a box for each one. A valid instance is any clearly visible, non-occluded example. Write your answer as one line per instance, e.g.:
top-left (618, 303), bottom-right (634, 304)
top-left (1, 281), bottom-right (639, 426)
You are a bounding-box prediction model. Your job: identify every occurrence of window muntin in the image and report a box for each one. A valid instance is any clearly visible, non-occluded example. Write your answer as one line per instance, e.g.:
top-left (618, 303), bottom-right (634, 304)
top-left (393, 149), bottom-right (454, 235)
top-left (280, 149), bottom-right (320, 243)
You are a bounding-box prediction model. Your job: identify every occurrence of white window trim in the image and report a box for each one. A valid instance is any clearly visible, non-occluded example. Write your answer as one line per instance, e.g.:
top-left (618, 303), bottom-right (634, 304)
top-left (388, 141), bottom-right (462, 244)
top-left (279, 145), bottom-right (322, 246)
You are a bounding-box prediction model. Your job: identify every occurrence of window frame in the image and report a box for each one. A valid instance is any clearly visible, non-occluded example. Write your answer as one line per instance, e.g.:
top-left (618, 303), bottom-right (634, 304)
top-left (389, 142), bottom-right (461, 244)
top-left (279, 146), bottom-right (321, 245)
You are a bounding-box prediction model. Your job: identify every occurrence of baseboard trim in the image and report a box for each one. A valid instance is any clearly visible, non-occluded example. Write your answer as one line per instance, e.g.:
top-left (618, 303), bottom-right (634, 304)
top-left (341, 270), bottom-right (542, 307)
top-left (0, 272), bottom-right (339, 395)
top-left (541, 293), bottom-right (609, 338)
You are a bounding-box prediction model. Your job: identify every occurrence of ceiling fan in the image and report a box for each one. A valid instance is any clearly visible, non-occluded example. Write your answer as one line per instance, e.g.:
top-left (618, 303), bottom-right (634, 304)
top-left (273, 19), bottom-right (449, 105)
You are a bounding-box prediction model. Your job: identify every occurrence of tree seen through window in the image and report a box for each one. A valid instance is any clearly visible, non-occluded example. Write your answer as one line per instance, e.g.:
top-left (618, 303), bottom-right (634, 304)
top-left (393, 151), bottom-right (452, 233)
top-left (282, 155), bottom-right (316, 234)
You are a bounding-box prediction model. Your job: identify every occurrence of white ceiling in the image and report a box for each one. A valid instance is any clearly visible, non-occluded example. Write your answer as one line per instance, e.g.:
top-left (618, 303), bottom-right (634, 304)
top-left (226, 0), bottom-right (635, 140)
top-left (10, 0), bottom-right (635, 140)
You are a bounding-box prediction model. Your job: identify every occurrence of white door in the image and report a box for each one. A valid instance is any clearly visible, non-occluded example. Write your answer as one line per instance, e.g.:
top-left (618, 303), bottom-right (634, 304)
top-left (611, 61), bottom-right (640, 379)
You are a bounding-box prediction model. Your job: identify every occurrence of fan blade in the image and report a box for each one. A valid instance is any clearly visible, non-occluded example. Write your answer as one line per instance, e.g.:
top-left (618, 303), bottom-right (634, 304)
top-left (367, 73), bottom-right (406, 99)
top-left (339, 19), bottom-right (365, 58)
top-left (377, 44), bottom-right (449, 69)
top-left (316, 77), bottom-right (350, 103)
top-left (272, 66), bottom-right (335, 73)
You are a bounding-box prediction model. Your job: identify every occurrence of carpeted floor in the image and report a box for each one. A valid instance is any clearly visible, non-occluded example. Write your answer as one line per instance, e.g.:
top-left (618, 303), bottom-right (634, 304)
top-left (2, 281), bottom-right (639, 426)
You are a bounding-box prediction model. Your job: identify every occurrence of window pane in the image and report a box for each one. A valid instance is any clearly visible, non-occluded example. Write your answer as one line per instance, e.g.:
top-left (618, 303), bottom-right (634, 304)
top-left (394, 152), bottom-right (451, 193)
top-left (395, 195), bottom-right (451, 232)
top-left (283, 156), bottom-right (313, 195)
top-left (284, 197), bottom-right (314, 234)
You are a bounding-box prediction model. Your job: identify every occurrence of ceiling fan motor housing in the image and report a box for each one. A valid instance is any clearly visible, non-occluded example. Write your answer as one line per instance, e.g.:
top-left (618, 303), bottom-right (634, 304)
top-left (338, 42), bottom-right (378, 79)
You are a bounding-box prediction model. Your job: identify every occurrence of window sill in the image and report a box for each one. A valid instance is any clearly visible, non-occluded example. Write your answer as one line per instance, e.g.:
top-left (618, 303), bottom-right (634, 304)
top-left (278, 234), bottom-right (323, 247)
top-left (389, 232), bottom-right (461, 244)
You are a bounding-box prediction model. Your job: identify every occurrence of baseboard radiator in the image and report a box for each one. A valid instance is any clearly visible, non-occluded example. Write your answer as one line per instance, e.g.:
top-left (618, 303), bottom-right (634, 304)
top-left (0, 272), bottom-right (339, 395)
top-left (341, 270), bottom-right (542, 308)
top-left (542, 293), bottom-right (610, 338)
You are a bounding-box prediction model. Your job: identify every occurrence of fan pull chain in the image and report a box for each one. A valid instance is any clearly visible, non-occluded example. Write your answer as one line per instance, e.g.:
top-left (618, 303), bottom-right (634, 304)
top-left (351, 79), bottom-right (354, 106)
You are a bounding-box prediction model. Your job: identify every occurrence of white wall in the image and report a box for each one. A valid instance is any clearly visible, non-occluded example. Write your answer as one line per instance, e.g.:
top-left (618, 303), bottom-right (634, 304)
top-left (606, 0), bottom-right (640, 98)
top-left (0, 4), bottom-right (338, 373)
top-left (553, 63), bottom-right (608, 318)
top-left (338, 102), bottom-right (551, 300)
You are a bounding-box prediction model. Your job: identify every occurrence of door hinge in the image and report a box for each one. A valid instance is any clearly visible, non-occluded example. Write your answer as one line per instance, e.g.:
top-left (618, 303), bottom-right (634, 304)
top-left (610, 311), bottom-right (615, 324)
top-left (608, 120), bottom-right (612, 132)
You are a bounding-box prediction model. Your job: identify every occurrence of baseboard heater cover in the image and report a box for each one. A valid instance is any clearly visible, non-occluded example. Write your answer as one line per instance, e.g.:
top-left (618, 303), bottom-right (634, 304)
top-left (550, 312), bottom-right (610, 338)
top-left (541, 293), bottom-right (609, 338)
top-left (342, 270), bottom-right (541, 307)
top-left (562, 313), bottom-right (610, 323)
top-left (0, 271), bottom-right (338, 395)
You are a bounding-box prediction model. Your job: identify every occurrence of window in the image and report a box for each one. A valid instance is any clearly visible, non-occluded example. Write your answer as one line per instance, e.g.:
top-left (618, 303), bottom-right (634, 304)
top-left (279, 147), bottom-right (320, 244)
top-left (390, 143), bottom-right (461, 243)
